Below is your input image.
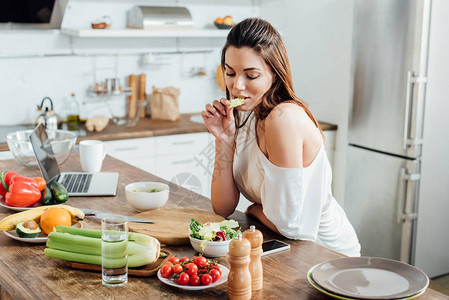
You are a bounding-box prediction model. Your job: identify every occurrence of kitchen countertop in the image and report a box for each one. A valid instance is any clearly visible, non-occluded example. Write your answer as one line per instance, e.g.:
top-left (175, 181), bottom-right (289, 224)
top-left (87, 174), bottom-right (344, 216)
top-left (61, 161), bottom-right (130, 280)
top-left (0, 113), bottom-right (337, 152)
top-left (0, 155), bottom-right (443, 300)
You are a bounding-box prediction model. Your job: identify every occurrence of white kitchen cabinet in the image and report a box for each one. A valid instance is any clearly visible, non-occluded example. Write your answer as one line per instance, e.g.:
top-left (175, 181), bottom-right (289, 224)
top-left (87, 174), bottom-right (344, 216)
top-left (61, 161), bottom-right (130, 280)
top-left (105, 132), bottom-right (214, 198)
top-left (106, 137), bottom-right (157, 174)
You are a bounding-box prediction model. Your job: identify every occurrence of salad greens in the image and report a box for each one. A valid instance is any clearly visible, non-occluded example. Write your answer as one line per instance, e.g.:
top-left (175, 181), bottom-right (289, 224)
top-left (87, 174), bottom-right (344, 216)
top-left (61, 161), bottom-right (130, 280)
top-left (189, 219), bottom-right (241, 242)
top-left (133, 189), bottom-right (160, 193)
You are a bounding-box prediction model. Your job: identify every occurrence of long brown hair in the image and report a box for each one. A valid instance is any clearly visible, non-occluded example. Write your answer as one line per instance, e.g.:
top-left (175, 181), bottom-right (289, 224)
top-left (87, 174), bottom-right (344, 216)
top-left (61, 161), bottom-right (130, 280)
top-left (221, 18), bottom-right (322, 135)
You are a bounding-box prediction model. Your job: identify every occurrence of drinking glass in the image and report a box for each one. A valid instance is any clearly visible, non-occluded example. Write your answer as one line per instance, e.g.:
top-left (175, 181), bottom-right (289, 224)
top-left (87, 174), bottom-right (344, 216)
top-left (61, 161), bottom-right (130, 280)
top-left (101, 218), bottom-right (128, 286)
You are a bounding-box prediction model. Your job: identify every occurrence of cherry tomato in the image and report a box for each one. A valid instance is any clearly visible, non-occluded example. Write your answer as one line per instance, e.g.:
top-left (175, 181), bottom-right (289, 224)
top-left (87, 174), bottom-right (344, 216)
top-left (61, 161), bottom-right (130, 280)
top-left (194, 256), bottom-right (208, 268)
top-left (209, 268), bottom-right (221, 282)
top-left (185, 262), bottom-right (198, 277)
top-left (169, 256), bottom-right (180, 264)
top-left (189, 274), bottom-right (201, 286)
top-left (160, 264), bottom-right (173, 278)
top-left (179, 257), bottom-right (190, 263)
top-left (214, 265), bottom-right (223, 276)
top-left (201, 274), bottom-right (212, 286)
top-left (172, 264), bottom-right (183, 274)
top-left (176, 272), bottom-right (190, 285)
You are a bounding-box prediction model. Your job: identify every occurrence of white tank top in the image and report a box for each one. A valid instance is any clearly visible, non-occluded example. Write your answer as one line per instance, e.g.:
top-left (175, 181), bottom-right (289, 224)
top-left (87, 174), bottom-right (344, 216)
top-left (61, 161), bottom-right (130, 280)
top-left (233, 114), bottom-right (360, 257)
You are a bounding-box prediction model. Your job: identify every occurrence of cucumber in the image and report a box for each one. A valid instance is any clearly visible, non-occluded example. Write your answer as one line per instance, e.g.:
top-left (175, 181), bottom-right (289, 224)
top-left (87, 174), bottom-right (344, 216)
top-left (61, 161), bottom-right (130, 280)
top-left (50, 181), bottom-right (69, 204)
top-left (41, 186), bottom-right (54, 205)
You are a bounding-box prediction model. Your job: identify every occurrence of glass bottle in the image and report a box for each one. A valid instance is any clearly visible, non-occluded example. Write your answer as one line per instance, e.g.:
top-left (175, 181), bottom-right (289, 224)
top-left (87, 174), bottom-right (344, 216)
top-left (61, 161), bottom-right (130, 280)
top-left (67, 93), bottom-right (80, 131)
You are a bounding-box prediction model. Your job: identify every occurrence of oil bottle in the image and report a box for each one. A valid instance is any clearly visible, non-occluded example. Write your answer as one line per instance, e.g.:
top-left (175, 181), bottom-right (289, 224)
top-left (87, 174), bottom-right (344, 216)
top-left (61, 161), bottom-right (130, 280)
top-left (67, 93), bottom-right (80, 131)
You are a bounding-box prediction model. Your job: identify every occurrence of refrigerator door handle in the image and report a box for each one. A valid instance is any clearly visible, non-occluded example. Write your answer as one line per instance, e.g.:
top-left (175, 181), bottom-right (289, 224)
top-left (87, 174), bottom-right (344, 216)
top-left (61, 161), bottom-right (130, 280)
top-left (397, 168), bottom-right (420, 223)
top-left (397, 167), bottom-right (421, 263)
top-left (397, 168), bottom-right (407, 223)
top-left (403, 72), bottom-right (413, 150)
top-left (403, 71), bottom-right (427, 150)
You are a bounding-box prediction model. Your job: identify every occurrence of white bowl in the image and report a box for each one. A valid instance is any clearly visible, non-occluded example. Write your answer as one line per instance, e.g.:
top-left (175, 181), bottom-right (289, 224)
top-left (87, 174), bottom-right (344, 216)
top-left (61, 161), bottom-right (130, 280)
top-left (189, 235), bottom-right (231, 257)
top-left (125, 182), bottom-right (169, 212)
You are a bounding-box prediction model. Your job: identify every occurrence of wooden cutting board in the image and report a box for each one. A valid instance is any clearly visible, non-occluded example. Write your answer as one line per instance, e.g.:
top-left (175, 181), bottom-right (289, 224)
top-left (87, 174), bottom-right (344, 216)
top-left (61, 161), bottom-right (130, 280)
top-left (66, 249), bottom-right (172, 277)
top-left (128, 208), bottom-right (225, 245)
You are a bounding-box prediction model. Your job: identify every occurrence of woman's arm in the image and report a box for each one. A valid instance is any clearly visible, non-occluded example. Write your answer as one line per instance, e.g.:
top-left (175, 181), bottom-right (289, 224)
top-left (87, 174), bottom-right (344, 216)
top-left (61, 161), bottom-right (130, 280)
top-left (201, 98), bottom-right (240, 217)
top-left (210, 139), bottom-right (240, 217)
top-left (245, 203), bottom-right (281, 234)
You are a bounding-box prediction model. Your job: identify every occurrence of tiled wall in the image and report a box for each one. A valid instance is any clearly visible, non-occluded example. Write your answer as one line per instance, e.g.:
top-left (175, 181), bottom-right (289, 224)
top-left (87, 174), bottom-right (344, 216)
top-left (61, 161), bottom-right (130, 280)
top-left (0, 0), bottom-right (258, 126)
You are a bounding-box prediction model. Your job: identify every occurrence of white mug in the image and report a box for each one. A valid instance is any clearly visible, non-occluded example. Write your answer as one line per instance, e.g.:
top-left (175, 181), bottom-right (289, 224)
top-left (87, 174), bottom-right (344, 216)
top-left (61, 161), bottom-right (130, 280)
top-left (80, 140), bottom-right (106, 173)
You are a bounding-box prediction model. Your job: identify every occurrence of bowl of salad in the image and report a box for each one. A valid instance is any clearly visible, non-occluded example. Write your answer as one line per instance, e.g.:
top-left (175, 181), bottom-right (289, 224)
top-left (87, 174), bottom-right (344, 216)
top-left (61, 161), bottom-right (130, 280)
top-left (125, 182), bottom-right (169, 211)
top-left (189, 219), bottom-right (241, 257)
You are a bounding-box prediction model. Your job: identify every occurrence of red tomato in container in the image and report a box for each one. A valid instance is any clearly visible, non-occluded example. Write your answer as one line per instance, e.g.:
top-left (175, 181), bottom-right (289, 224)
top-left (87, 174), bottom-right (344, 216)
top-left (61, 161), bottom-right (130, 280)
top-left (214, 265), bottom-right (223, 276)
top-left (169, 256), bottom-right (180, 264)
top-left (185, 263), bottom-right (198, 277)
top-left (194, 256), bottom-right (207, 268)
top-left (176, 272), bottom-right (190, 285)
top-left (201, 274), bottom-right (212, 286)
top-left (160, 263), bottom-right (173, 278)
top-left (190, 274), bottom-right (201, 286)
top-left (179, 257), bottom-right (190, 263)
top-left (172, 264), bottom-right (183, 274)
top-left (209, 269), bottom-right (221, 282)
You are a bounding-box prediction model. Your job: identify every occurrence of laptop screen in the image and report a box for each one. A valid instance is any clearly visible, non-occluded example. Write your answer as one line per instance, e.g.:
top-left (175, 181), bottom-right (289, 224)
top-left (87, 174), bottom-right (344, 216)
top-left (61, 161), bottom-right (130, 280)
top-left (29, 123), bottom-right (61, 183)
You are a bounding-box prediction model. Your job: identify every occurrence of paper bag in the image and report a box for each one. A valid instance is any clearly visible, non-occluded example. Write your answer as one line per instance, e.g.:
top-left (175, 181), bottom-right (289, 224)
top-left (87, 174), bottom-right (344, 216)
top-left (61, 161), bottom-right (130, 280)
top-left (150, 86), bottom-right (180, 121)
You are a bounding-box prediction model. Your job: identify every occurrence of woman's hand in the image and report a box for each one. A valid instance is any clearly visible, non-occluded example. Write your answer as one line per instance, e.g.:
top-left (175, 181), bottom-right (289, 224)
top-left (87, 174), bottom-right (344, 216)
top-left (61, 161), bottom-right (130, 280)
top-left (201, 98), bottom-right (235, 143)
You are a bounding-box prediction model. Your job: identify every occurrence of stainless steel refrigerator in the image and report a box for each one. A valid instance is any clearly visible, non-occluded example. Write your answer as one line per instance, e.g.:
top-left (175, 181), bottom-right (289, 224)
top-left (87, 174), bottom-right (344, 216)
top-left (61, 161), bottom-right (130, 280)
top-left (346, 0), bottom-right (449, 278)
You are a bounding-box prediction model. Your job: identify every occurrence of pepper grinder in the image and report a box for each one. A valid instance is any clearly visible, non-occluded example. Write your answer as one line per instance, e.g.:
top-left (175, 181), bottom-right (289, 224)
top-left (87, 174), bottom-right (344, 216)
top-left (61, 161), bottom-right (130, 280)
top-left (243, 225), bottom-right (263, 291)
top-left (228, 234), bottom-right (252, 300)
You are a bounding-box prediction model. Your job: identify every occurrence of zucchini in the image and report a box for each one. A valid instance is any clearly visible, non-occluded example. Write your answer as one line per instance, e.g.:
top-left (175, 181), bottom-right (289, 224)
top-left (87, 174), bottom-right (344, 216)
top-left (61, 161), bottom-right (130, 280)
top-left (50, 181), bottom-right (69, 204)
top-left (41, 186), bottom-right (54, 205)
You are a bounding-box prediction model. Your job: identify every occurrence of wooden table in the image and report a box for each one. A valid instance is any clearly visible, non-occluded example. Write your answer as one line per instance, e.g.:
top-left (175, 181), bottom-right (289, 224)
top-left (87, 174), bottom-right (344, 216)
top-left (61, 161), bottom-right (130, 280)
top-left (0, 155), bottom-right (446, 299)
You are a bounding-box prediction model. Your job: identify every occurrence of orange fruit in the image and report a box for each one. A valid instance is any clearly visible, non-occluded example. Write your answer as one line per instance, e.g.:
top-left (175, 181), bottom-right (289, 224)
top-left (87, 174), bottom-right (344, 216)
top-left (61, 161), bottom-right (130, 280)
top-left (223, 16), bottom-right (234, 26)
top-left (40, 207), bottom-right (72, 235)
top-left (215, 17), bottom-right (224, 24)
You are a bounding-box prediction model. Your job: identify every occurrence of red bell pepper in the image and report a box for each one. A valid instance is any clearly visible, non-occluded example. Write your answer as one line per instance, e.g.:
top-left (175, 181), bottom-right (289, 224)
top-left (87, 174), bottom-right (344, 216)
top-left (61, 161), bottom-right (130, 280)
top-left (0, 171), bottom-right (18, 198)
top-left (4, 175), bottom-right (46, 207)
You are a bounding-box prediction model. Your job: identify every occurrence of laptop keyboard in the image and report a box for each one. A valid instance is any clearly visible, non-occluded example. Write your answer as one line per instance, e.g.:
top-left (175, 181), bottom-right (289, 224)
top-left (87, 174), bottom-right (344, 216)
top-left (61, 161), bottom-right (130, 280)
top-left (61, 174), bottom-right (92, 194)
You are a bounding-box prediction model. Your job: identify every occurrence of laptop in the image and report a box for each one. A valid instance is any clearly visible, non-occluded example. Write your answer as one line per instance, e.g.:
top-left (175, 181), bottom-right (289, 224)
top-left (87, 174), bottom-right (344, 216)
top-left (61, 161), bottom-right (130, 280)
top-left (29, 123), bottom-right (119, 196)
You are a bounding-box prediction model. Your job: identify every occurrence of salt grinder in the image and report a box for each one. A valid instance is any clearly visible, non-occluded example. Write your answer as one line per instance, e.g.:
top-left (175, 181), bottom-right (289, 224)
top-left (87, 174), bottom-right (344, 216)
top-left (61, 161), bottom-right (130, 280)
top-left (227, 234), bottom-right (252, 300)
top-left (242, 225), bottom-right (263, 291)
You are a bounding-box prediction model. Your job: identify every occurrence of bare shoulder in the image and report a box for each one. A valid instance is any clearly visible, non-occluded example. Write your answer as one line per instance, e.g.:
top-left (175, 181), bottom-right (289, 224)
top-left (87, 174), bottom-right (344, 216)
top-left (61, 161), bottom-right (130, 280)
top-left (265, 102), bottom-right (309, 132)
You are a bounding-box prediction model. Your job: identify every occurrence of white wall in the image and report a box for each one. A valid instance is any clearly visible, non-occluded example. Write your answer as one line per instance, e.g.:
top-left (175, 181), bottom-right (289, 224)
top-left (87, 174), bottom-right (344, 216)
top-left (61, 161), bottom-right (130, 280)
top-left (260, 0), bottom-right (354, 203)
top-left (0, 0), bottom-right (258, 126)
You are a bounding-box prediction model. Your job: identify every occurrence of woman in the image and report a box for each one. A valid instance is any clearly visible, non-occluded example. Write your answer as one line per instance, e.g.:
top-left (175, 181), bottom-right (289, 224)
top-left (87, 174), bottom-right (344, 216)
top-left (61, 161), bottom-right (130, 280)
top-left (201, 18), bottom-right (360, 256)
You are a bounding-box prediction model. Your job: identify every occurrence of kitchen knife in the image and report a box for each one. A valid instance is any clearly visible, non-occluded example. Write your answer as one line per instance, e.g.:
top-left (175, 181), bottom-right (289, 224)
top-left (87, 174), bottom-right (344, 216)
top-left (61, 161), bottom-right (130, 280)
top-left (80, 208), bottom-right (154, 224)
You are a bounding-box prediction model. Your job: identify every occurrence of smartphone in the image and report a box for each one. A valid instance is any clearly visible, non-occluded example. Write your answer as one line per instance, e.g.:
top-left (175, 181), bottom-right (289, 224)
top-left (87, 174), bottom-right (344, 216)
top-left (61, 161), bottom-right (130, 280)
top-left (261, 239), bottom-right (290, 256)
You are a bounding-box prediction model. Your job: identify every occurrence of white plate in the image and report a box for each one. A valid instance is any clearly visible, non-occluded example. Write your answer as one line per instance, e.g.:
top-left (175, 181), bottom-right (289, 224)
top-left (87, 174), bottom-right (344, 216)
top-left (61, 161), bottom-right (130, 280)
top-left (306, 265), bottom-right (426, 300)
top-left (3, 222), bottom-right (83, 244)
top-left (311, 257), bottom-right (429, 299)
top-left (157, 264), bottom-right (229, 290)
top-left (0, 197), bottom-right (42, 212)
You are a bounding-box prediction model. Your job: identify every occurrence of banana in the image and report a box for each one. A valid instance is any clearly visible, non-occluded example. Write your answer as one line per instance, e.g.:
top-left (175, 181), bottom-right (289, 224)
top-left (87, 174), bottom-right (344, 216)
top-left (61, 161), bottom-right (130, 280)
top-left (0, 205), bottom-right (85, 231)
top-left (52, 204), bottom-right (85, 222)
top-left (0, 208), bottom-right (46, 231)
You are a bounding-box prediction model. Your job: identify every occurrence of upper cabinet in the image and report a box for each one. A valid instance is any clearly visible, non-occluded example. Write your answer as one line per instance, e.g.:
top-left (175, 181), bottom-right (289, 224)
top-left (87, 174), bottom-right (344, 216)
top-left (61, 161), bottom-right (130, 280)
top-left (61, 28), bottom-right (229, 38)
